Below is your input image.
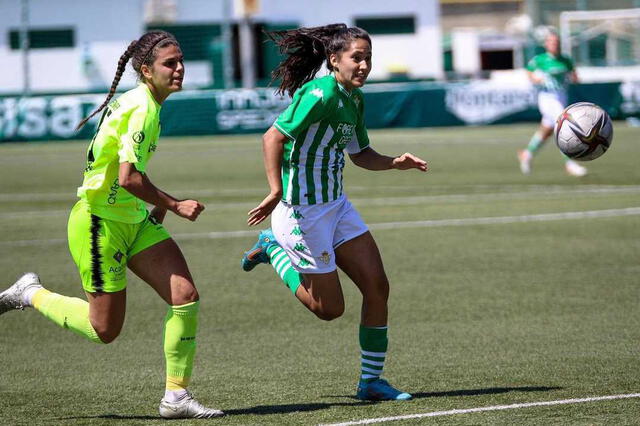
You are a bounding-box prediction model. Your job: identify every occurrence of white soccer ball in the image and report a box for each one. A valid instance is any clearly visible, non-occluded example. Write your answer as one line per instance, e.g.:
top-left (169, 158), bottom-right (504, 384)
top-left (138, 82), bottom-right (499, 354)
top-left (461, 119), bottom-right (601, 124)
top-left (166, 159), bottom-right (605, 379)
top-left (554, 102), bottom-right (613, 161)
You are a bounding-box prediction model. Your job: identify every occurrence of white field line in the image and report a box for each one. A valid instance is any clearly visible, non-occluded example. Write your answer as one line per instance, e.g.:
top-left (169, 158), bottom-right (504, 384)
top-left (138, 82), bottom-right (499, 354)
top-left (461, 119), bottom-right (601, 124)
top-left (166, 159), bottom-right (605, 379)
top-left (321, 393), bottom-right (640, 426)
top-left (1, 186), bottom-right (640, 219)
top-left (1, 184), bottom-right (640, 203)
top-left (1, 207), bottom-right (639, 248)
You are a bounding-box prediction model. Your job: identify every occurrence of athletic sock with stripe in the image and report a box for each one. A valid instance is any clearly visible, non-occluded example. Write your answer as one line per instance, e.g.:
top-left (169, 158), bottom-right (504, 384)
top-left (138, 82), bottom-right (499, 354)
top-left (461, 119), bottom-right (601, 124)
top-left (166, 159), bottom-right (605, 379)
top-left (266, 245), bottom-right (303, 294)
top-left (359, 325), bottom-right (388, 384)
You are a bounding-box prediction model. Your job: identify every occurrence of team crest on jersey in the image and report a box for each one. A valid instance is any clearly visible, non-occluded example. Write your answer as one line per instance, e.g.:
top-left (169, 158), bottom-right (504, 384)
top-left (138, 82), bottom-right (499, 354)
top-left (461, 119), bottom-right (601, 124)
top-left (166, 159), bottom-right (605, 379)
top-left (113, 250), bottom-right (124, 264)
top-left (109, 100), bottom-right (121, 111)
top-left (132, 131), bottom-right (145, 143)
top-left (319, 251), bottom-right (331, 264)
top-left (310, 88), bottom-right (324, 99)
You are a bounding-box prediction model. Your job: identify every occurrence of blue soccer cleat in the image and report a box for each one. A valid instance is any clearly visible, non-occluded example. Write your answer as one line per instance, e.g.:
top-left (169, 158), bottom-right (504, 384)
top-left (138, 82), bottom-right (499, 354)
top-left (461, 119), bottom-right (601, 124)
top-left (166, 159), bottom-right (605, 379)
top-left (241, 229), bottom-right (278, 272)
top-left (356, 378), bottom-right (412, 401)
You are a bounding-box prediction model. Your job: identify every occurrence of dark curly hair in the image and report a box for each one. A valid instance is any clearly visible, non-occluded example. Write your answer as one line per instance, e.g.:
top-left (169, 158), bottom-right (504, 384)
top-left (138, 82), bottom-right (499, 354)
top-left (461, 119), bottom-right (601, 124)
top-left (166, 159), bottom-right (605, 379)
top-left (267, 24), bottom-right (371, 97)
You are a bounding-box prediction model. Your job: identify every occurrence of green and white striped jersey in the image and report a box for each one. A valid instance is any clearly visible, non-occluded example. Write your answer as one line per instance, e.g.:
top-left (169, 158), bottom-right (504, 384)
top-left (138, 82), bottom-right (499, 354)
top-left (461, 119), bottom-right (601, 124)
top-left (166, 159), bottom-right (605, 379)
top-left (526, 52), bottom-right (574, 93)
top-left (274, 74), bottom-right (370, 205)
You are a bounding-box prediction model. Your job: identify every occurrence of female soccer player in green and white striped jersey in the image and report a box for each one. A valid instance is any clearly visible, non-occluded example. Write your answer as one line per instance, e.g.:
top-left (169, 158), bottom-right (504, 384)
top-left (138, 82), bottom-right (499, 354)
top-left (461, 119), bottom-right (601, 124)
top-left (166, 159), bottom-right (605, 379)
top-left (241, 24), bottom-right (427, 401)
top-left (0, 31), bottom-right (222, 419)
top-left (517, 31), bottom-right (587, 177)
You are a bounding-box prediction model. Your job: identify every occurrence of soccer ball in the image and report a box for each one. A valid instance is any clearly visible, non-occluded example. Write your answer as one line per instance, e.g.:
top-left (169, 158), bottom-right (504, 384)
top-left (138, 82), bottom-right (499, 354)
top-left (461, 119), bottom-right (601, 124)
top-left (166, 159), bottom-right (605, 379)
top-left (554, 102), bottom-right (613, 161)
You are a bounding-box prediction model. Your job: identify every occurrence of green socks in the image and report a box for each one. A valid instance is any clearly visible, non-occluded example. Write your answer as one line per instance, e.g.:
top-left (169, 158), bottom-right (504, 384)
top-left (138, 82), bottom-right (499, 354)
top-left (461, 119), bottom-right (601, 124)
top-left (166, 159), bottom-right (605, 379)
top-left (32, 288), bottom-right (103, 344)
top-left (526, 132), bottom-right (545, 154)
top-left (359, 325), bottom-right (388, 383)
top-left (266, 245), bottom-right (303, 294)
top-left (164, 301), bottom-right (199, 391)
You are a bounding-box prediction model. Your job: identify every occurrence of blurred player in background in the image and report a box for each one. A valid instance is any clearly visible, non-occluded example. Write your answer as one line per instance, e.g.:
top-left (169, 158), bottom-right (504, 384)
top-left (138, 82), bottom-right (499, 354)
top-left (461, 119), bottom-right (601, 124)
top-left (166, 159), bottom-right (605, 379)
top-left (0, 31), bottom-right (223, 419)
top-left (518, 31), bottom-right (587, 177)
top-left (241, 24), bottom-right (427, 401)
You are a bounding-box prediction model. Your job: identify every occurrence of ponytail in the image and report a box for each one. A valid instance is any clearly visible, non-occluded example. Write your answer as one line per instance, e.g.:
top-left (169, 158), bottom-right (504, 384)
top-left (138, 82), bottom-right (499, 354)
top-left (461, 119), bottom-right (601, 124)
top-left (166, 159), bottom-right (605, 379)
top-left (76, 40), bottom-right (137, 130)
top-left (76, 30), bottom-right (179, 130)
top-left (268, 24), bottom-right (351, 97)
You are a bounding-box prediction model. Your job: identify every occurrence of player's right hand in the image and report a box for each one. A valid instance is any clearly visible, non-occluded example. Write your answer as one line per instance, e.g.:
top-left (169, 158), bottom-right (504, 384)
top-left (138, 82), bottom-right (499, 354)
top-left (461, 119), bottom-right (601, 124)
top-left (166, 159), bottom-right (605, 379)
top-left (175, 199), bottom-right (205, 221)
top-left (247, 192), bottom-right (280, 226)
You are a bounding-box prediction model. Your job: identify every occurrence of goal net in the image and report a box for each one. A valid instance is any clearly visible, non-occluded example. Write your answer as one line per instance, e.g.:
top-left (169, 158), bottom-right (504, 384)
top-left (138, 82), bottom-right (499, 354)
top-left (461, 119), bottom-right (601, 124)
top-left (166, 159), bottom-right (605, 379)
top-left (559, 8), bottom-right (640, 66)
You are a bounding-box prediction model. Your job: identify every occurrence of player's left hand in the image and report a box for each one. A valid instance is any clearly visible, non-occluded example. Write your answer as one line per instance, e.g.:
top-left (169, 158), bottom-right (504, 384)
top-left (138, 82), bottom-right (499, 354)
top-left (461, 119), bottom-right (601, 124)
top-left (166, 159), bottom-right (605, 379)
top-left (247, 192), bottom-right (280, 226)
top-left (392, 153), bottom-right (428, 171)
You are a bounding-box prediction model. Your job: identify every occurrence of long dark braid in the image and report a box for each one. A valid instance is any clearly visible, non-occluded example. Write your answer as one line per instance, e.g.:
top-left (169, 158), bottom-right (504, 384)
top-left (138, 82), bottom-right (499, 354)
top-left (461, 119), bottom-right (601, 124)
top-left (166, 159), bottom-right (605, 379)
top-left (267, 24), bottom-right (371, 97)
top-left (76, 31), bottom-right (178, 130)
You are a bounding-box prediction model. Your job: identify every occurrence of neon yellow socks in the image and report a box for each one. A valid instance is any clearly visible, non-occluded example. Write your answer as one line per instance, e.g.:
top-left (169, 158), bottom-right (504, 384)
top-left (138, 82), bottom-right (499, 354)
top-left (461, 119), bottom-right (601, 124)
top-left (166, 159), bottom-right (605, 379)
top-left (32, 288), bottom-right (103, 344)
top-left (359, 325), bottom-right (388, 384)
top-left (266, 245), bottom-right (303, 294)
top-left (164, 301), bottom-right (199, 391)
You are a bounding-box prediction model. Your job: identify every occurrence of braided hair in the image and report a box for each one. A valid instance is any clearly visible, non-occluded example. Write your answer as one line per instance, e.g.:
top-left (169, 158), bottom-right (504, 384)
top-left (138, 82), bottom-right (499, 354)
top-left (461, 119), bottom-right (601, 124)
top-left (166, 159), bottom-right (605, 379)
top-left (76, 30), bottom-right (179, 130)
top-left (267, 24), bottom-right (371, 97)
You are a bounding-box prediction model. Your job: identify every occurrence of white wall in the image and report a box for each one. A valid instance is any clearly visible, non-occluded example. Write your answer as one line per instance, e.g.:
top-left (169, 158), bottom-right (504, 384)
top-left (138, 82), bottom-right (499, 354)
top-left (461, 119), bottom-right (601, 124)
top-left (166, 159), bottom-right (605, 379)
top-left (0, 0), bottom-right (442, 93)
top-left (255, 0), bottom-right (443, 80)
top-left (0, 0), bottom-right (144, 93)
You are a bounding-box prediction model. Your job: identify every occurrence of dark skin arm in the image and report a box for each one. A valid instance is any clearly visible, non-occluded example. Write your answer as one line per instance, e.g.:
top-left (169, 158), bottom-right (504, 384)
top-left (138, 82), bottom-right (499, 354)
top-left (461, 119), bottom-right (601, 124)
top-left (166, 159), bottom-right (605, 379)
top-left (118, 162), bottom-right (204, 223)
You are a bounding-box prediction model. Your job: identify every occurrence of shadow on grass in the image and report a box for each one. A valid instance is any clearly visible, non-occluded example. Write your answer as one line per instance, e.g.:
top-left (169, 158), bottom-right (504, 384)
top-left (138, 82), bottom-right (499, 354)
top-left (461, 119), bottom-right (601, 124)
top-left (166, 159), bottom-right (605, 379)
top-left (226, 385), bottom-right (563, 416)
top-left (224, 400), bottom-right (376, 416)
top-left (55, 414), bottom-right (160, 421)
top-left (410, 385), bottom-right (563, 399)
top-left (55, 386), bottom-right (562, 420)
top-left (324, 385), bottom-right (563, 401)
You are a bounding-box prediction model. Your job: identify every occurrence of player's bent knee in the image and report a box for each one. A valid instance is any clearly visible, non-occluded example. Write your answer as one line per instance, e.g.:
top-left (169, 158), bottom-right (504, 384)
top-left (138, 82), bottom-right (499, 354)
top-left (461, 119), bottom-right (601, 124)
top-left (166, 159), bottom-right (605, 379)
top-left (171, 282), bottom-right (199, 305)
top-left (93, 324), bottom-right (122, 344)
top-left (313, 304), bottom-right (345, 321)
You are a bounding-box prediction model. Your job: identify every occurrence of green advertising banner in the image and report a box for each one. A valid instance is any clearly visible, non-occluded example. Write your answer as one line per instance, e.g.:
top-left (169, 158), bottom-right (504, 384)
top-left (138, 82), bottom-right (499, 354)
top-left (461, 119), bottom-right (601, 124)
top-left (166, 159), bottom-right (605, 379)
top-left (1, 81), bottom-right (639, 142)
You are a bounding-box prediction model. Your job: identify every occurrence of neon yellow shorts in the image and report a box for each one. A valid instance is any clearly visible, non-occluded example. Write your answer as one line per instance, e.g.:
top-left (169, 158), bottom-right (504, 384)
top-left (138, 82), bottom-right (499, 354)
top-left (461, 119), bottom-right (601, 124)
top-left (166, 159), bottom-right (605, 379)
top-left (67, 201), bottom-right (171, 293)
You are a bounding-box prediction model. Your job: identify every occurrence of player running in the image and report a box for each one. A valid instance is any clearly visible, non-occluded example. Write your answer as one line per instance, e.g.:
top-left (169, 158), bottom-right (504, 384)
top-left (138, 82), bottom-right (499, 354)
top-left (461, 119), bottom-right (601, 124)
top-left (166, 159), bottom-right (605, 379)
top-left (0, 31), bottom-right (223, 419)
top-left (241, 24), bottom-right (427, 401)
top-left (518, 30), bottom-right (587, 177)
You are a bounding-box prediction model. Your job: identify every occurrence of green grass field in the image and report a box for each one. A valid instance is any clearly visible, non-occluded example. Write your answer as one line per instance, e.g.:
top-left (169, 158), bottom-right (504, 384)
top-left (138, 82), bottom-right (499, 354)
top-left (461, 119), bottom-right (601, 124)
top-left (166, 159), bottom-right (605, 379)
top-left (1, 123), bottom-right (639, 425)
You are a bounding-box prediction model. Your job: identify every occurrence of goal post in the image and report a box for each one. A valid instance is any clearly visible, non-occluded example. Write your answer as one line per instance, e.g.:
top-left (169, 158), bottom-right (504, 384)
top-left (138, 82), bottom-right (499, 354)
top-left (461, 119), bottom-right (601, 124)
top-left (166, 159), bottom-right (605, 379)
top-left (559, 8), bottom-right (640, 66)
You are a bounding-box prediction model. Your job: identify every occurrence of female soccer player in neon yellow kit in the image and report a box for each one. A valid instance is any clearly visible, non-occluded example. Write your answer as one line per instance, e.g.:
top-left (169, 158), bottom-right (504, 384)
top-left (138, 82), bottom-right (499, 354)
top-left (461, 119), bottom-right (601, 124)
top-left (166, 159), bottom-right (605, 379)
top-left (0, 31), bottom-right (223, 419)
top-left (241, 24), bottom-right (427, 401)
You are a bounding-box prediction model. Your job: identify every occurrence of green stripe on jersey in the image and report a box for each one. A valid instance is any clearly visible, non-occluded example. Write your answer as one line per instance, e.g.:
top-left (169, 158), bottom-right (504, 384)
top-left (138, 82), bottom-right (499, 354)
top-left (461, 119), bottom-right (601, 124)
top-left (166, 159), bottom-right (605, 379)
top-left (274, 75), bottom-right (370, 206)
top-left (304, 122), bottom-right (329, 205)
top-left (526, 52), bottom-right (574, 92)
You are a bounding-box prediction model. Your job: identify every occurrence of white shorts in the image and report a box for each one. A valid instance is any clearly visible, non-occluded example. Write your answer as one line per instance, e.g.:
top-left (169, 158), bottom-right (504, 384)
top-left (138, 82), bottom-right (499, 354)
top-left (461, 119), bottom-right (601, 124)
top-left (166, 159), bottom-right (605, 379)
top-left (271, 195), bottom-right (369, 274)
top-left (538, 91), bottom-right (568, 127)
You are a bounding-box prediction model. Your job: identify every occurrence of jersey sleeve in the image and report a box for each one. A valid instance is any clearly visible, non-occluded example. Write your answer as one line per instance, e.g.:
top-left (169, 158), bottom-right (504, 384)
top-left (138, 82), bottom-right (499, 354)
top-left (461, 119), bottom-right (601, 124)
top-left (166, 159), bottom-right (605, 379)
top-left (274, 85), bottom-right (330, 140)
top-left (525, 56), bottom-right (537, 72)
top-left (346, 90), bottom-right (370, 154)
top-left (117, 105), bottom-right (151, 172)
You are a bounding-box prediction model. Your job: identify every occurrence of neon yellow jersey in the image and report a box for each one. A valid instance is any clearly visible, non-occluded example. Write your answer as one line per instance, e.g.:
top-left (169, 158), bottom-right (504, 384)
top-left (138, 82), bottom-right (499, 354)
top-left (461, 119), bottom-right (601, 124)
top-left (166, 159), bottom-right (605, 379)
top-left (77, 84), bottom-right (161, 223)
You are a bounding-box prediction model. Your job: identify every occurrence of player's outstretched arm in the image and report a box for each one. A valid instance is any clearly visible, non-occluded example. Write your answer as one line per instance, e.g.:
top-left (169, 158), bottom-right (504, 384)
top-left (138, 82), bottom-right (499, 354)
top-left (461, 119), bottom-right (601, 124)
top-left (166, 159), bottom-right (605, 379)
top-left (247, 126), bottom-right (286, 226)
top-left (349, 147), bottom-right (427, 172)
top-left (118, 162), bottom-right (205, 222)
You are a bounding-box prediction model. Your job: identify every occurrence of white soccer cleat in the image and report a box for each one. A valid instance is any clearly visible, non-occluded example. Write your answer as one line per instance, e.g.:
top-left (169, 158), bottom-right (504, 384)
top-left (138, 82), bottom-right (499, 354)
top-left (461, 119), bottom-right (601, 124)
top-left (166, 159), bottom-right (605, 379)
top-left (517, 150), bottom-right (532, 175)
top-left (565, 160), bottom-right (588, 177)
top-left (159, 392), bottom-right (224, 419)
top-left (0, 272), bottom-right (42, 315)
